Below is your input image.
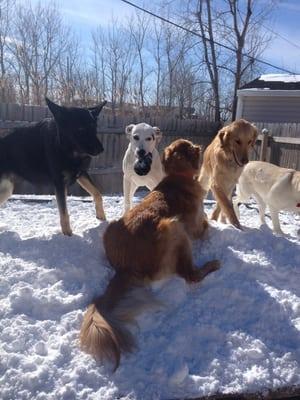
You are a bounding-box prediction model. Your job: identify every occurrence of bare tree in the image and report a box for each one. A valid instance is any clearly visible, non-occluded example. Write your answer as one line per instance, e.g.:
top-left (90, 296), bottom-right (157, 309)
top-left (91, 21), bottom-right (135, 116)
top-left (0, 0), bottom-right (16, 101)
top-left (152, 19), bottom-right (163, 110)
top-left (9, 1), bottom-right (71, 104)
top-left (129, 12), bottom-right (150, 114)
top-left (148, 7), bottom-right (211, 119)
top-left (223, 0), bottom-right (272, 119)
top-left (91, 27), bottom-right (107, 103)
top-left (190, 0), bottom-right (273, 121)
top-left (56, 34), bottom-right (84, 105)
top-left (196, 0), bottom-right (221, 122)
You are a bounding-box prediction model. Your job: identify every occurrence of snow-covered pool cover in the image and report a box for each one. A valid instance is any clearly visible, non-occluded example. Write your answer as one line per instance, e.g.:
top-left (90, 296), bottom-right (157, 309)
top-left (0, 196), bottom-right (299, 400)
top-left (259, 74), bottom-right (300, 83)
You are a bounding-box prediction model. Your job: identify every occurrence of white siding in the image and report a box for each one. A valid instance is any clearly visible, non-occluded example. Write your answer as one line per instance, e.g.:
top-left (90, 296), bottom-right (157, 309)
top-left (239, 94), bottom-right (300, 123)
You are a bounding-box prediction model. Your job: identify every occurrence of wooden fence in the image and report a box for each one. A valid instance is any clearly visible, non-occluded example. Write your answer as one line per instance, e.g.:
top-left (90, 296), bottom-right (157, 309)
top-left (0, 102), bottom-right (220, 194)
top-left (0, 102), bottom-right (299, 195)
top-left (0, 102), bottom-right (219, 136)
top-left (252, 122), bottom-right (300, 171)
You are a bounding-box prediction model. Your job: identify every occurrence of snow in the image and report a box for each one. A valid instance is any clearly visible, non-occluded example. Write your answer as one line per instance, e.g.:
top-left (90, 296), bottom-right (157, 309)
top-left (259, 74), bottom-right (300, 83)
top-left (0, 195), bottom-right (299, 400)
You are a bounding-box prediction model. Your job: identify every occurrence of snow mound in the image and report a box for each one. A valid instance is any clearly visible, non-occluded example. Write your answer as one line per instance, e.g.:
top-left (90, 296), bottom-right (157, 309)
top-left (0, 196), bottom-right (299, 400)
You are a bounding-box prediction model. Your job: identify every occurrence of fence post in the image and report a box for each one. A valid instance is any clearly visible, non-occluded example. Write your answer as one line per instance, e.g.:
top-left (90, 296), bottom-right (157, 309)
top-left (260, 128), bottom-right (269, 162)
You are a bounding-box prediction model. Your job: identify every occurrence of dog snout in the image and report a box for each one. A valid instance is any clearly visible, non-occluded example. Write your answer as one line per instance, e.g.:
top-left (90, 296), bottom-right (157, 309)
top-left (137, 149), bottom-right (146, 158)
top-left (241, 156), bottom-right (249, 165)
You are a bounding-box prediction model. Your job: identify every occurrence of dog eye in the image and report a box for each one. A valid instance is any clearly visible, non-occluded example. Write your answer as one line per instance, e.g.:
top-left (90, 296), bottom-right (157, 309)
top-left (235, 139), bottom-right (241, 145)
top-left (146, 137), bottom-right (152, 141)
top-left (133, 135), bottom-right (139, 141)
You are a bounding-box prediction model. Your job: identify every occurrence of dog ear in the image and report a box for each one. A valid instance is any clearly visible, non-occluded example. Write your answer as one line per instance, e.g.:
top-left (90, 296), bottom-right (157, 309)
top-left (161, 146), bottom-right (171, 171)
top-left (218, 127), bottom-right (229, 148)
top-left (88, 101), bottom-right (107, 119)
top-left (125, 124), bottom-right (135, 139)
top-left (45, 97), bottom-right (64, 121)
top-left (251, 124), bottom-right (258, 147)
top-left (193, 144), bottom-right (202, 153)
top-left (153, 127), bottom-right (162, 144)
top-left (193, 144), bottom-right (202, 160)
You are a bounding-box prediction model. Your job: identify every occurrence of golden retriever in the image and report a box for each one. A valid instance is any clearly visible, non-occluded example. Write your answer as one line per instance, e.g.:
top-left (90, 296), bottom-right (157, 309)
top-left (198, 119), bottom-right (258, 229)
top-left (80, 139), bottom-right (220, 370)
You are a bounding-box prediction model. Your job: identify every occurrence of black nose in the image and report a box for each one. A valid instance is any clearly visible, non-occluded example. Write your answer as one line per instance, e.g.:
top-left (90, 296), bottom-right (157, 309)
top-left (137, 149), bottom-right (146, 158)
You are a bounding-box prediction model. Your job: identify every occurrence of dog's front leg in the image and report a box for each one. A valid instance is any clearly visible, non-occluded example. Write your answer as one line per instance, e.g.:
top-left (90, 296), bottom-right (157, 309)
top-left (211, 203), bottom-right (221, 221)
top-left (211, 184), bottom-right (241, 229)
top-left (123, 176), bottom-right (131, 212)
top-left (123, 176), bottom-right (137, 213)
top-left (55, 183), bottom-right (72, 236)
top-left (77, 172), bottom-right (106, 220)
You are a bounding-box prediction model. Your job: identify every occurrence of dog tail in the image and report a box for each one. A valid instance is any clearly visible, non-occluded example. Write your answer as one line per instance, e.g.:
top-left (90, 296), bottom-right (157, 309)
top-left (80, 272), bottom-right (159, 370)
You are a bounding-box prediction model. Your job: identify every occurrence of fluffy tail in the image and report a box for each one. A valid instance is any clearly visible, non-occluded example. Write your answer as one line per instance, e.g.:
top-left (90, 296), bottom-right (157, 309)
top-left (80, 272), bottom-right (159, 370)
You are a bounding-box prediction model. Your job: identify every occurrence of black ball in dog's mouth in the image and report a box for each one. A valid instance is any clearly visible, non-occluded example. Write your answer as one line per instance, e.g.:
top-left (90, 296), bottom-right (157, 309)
top-left (134, 153), bottom-right (153, 176)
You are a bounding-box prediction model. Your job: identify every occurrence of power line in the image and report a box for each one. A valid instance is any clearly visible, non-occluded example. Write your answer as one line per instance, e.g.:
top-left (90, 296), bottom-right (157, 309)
top-left (120, 0), bottom-right (299, 75)
top-left (246, 14), bottom-right (300, 52)
top-left (177, 3), bottom-right (300, 54)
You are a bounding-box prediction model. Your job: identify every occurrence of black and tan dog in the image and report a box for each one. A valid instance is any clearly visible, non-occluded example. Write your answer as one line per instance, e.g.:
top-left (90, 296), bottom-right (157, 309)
top-left (80, 139), bottom-right (220, 370)
top-left (0, 98), bottom-right (106, 235)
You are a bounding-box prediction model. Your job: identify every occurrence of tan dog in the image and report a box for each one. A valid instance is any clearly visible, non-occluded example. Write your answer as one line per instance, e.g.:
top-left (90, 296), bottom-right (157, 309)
top-left (198, 119), bottom-right (258, 229)
top-left (80, 139), bottom-right (220, 370)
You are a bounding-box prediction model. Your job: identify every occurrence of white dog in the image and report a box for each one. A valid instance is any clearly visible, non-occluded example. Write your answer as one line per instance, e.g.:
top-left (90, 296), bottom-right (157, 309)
top-left (233, 161), bottom-right (300, 234)
top-left (123, 123), bottom-right (164, 212)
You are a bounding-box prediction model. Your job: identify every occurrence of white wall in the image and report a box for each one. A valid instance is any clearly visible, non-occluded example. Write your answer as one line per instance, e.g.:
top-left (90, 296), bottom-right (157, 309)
top-left (236, 90), bottom-right (300, 123)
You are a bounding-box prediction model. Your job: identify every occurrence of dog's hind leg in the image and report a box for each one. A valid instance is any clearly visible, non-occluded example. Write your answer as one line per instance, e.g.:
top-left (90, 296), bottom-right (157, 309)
top-left (55, 184), bottom-right (72, 236)
top-left (176, 234), bottom-right (220, 283)
top-left (77, 172), bottom-right (106, 220)
top-left (158, 219), bottom-right (220, 283)
top-left (269, 207), bottom-right (283, 234)
top-left (0, 177), bottom-right (14, 205)
top-left (253, 193), bottom-right (267, 226)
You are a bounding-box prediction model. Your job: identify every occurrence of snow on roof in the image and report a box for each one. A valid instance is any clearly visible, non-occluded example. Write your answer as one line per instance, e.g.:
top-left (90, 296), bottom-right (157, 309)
top-left (259, 74), bottom-right (300, 82)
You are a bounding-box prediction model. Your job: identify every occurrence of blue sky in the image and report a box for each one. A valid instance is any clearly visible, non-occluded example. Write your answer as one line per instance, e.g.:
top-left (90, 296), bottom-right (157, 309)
top-left (19, 0), bottom-right (300, 75)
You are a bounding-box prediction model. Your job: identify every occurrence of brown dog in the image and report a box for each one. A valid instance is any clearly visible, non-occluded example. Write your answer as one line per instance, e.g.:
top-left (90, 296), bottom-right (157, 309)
top-left (80, 139), bottom-right (220, 369)
top-left (198, 119), bottom-right (258, 229)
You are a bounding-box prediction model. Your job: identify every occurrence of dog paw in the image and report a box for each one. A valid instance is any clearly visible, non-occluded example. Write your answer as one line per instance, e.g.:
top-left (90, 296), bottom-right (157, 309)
top-left (96, 214), bottom-right (106, 221)
top-left (205, 259), bottom-right (221, 272)
top-left (62, 227), bottom-right (73, 236)
top-left (232, 222), bottom-right (242, 230)
top-left (185, 261), bottom-right (220, 283)
top-left (274, 230), bottom-right (284, 236)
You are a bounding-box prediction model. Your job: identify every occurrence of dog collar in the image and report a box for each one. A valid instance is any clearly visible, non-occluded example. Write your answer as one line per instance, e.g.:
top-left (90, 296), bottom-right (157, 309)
top-left (172, 171), bottom-right (196, 179)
